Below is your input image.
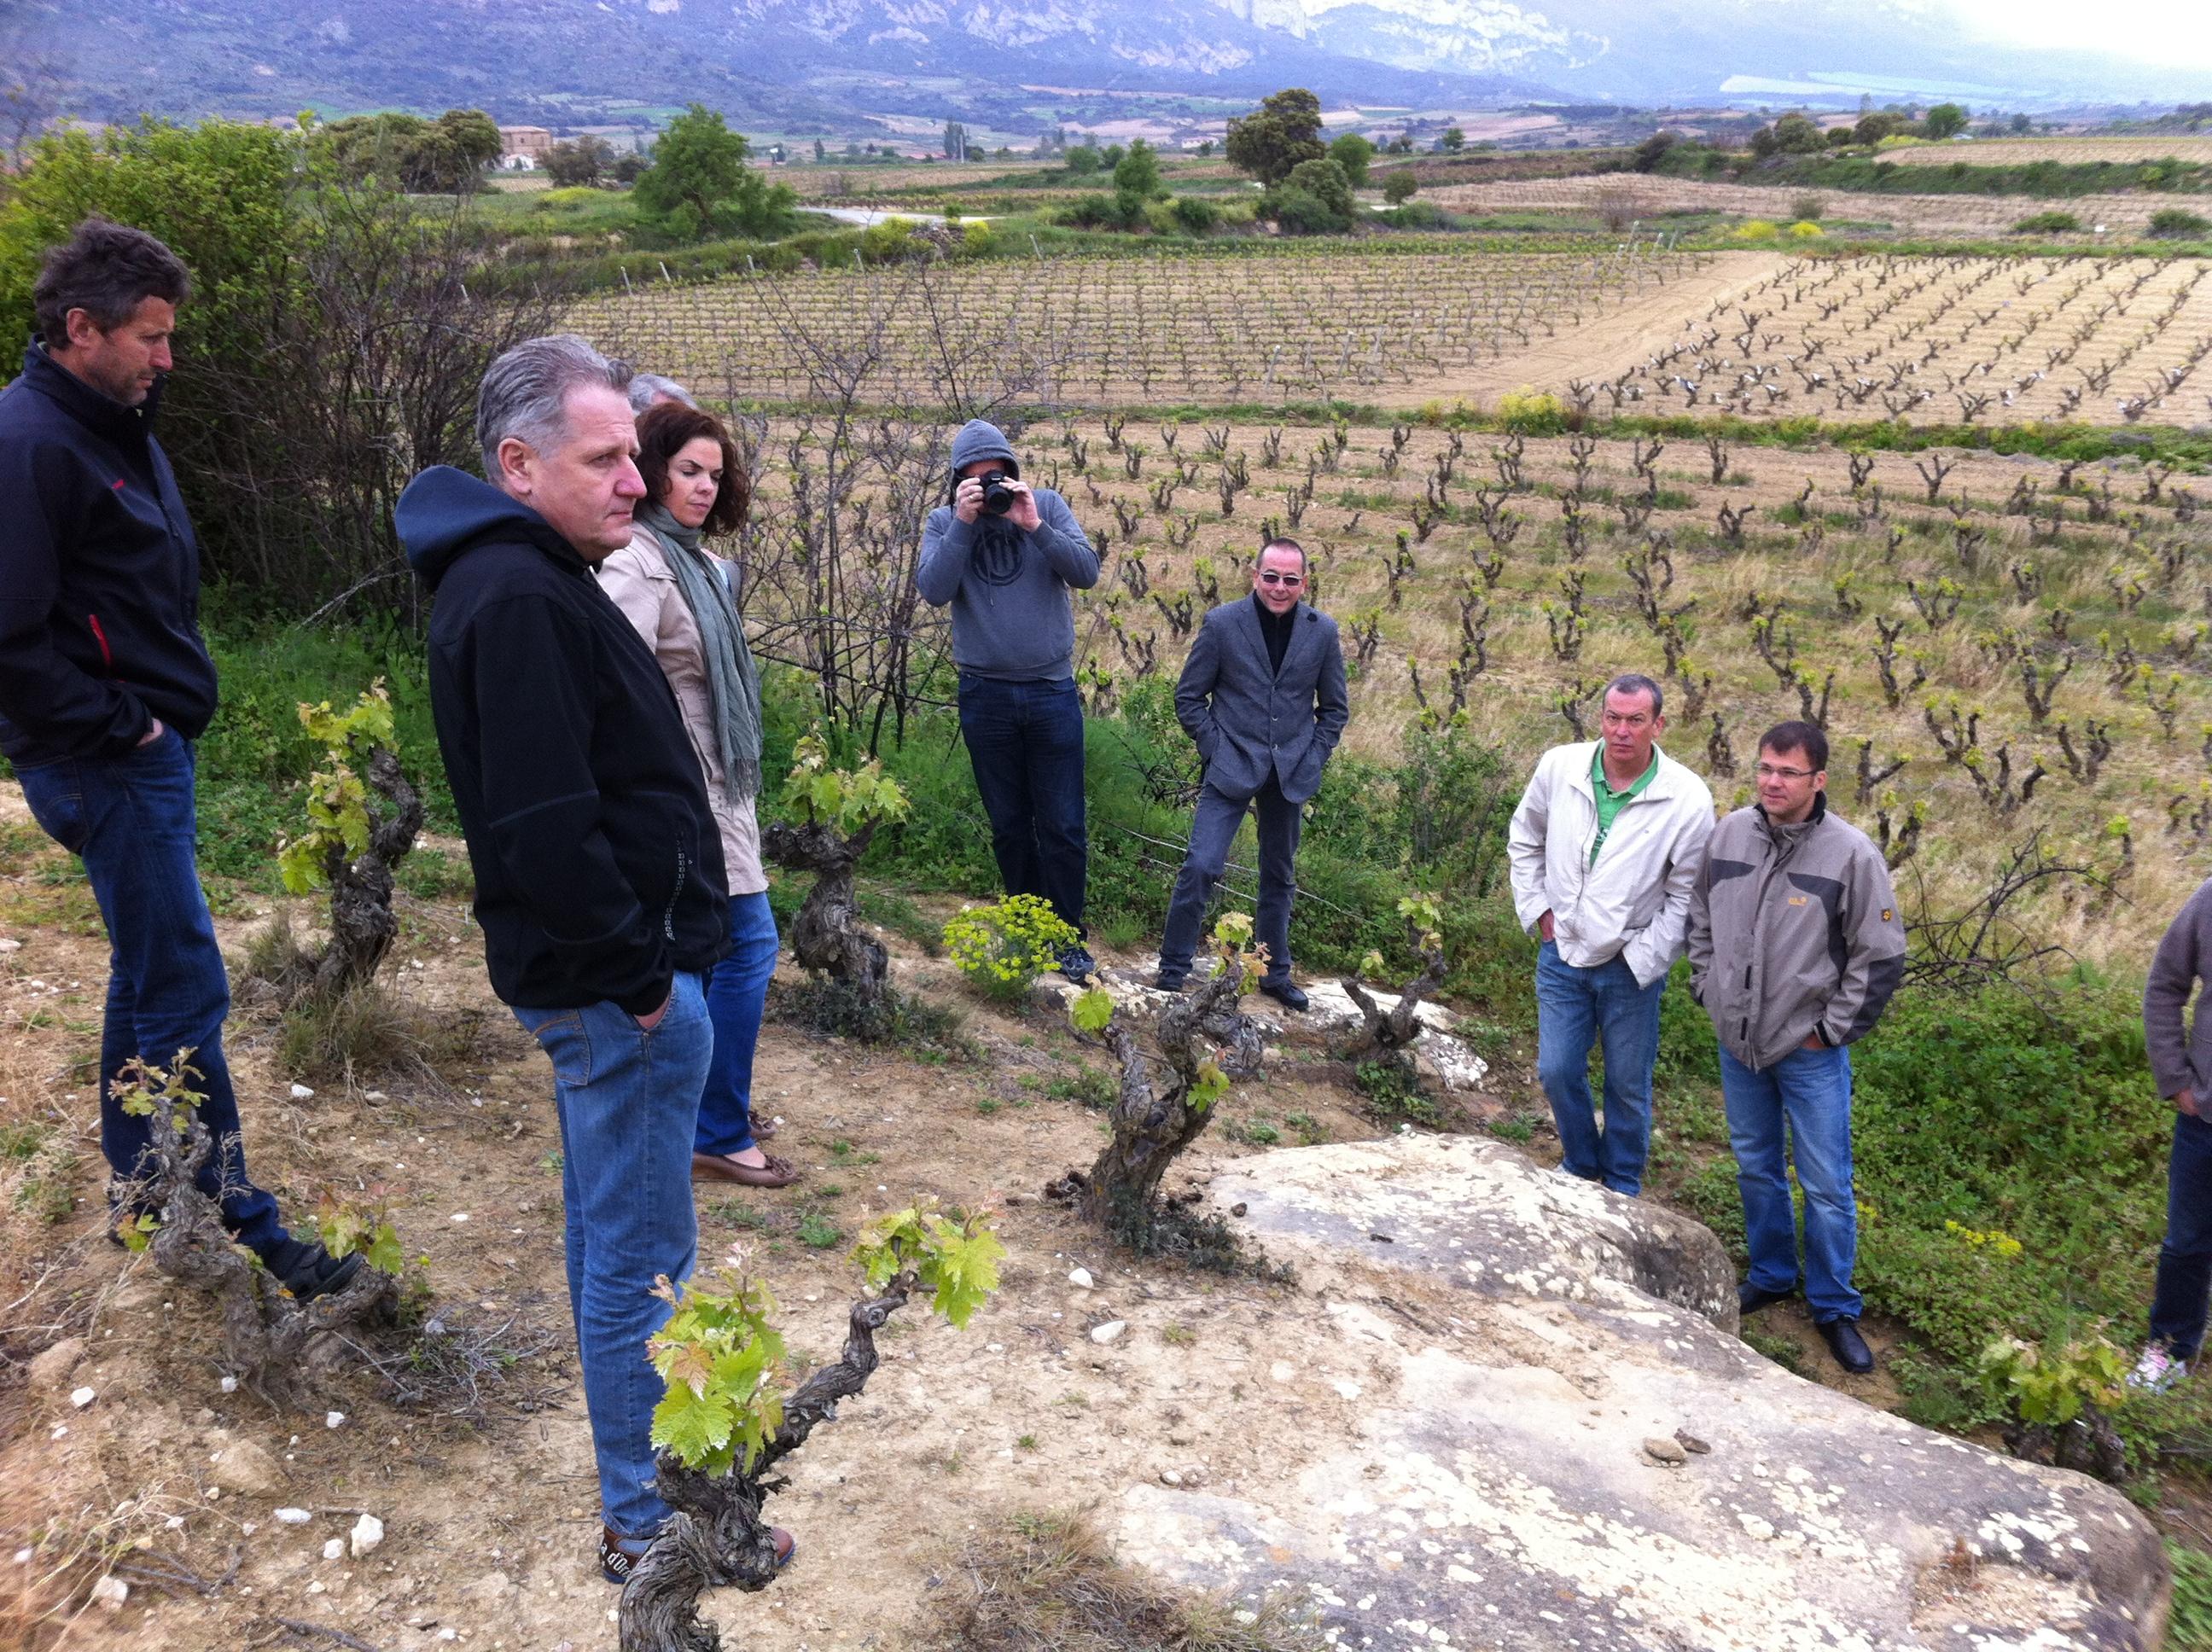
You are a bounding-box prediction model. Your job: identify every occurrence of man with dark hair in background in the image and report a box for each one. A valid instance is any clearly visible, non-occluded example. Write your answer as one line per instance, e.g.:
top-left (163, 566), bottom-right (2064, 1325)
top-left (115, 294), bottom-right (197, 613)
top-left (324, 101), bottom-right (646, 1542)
top-left (1508, 673), bottom-right (1714, 1195)
top-left (1154, 538), bottom-right (1348, 1010)
top-left (1687, 720), bottom-right (1905, 1376)
top-left (0, 218), bottom-right (360, 1297)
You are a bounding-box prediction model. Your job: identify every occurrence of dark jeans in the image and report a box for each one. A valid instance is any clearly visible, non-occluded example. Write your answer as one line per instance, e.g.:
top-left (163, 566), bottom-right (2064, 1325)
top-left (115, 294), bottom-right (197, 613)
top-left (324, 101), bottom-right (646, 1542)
top-left (957, 672), bottom-right (1087, 935)
top-left (695, 891), bottom-right (778, 1158)
top-left (1159, 777), bottom-right (1304, 984)
top-left (2151, 1108), bottom-right (2212, 1359)
top-left (1534, 939), bottom-right (1665, 1195)
top-left (15, 729), bottom-right (288, 1254)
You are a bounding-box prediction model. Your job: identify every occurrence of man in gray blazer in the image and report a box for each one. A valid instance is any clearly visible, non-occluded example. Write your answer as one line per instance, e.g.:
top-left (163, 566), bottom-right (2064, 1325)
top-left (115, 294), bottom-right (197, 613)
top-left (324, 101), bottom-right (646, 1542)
top-left (1155, 538), bottom-right (1349, 1009)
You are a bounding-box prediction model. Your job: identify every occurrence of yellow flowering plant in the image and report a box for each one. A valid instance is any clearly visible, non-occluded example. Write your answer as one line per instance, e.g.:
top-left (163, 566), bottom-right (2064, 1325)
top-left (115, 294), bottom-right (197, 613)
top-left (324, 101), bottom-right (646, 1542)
top-left (942, 894), bottom-right (1079, 1003)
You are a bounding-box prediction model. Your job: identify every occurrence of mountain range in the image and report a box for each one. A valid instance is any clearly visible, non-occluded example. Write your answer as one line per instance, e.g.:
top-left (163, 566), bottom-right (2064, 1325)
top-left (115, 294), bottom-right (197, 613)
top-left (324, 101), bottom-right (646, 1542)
top-left (9, 0), bottom-right (2206, 137)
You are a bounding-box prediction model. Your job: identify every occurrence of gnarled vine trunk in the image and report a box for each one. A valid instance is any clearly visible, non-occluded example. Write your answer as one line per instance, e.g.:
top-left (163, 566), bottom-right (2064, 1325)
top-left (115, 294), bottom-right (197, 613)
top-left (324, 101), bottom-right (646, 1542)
top-left (311, 745), bottom-right (424, 1001)
top-left (1061, 968), bottom-right (1262, 1228)
top-left (761, 817), bottom-right (886, 993)
top-left (131, 1072), bottom-right (397, 1406)
top-left (1336, 935), bottom-right (1448, 1063)
top-left (620, 1283), bottom-right (915, 1652)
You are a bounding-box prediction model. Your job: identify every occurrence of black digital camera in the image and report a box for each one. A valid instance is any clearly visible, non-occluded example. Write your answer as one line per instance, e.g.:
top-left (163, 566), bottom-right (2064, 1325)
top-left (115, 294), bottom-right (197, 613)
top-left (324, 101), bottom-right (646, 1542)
top-left (975, 469), bottom-right (1017, 517)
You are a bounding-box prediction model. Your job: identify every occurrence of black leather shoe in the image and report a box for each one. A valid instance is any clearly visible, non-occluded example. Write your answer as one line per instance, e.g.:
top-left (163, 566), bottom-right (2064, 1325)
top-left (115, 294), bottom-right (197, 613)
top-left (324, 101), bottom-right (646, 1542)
top-left (1738, 1279), bottom-right (1798, 1316)
top-left (1818, 1318), bottom-right (1875, 1374)
top-left (1258, 977), bottom-right (1309, 1012)
top-left (261, 1237), bottom-right (365, 1301)
top-left (1151, 969), bottom-right (1188, 992)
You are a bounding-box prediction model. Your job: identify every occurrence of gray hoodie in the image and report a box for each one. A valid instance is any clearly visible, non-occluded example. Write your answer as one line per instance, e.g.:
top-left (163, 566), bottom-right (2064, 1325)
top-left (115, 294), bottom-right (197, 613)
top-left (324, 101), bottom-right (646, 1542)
top-left (918, 420), bottom-right (1100, 681)
top-left (2146, 876), bottom-right (2212, 1099)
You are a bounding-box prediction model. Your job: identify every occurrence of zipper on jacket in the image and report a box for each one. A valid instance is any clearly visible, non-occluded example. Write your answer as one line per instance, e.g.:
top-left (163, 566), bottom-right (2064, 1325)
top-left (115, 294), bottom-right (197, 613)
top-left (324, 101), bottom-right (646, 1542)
top-left (87, 614), bottom-right (114, 674)
top-left (663, 846), bottom-right (688, 942)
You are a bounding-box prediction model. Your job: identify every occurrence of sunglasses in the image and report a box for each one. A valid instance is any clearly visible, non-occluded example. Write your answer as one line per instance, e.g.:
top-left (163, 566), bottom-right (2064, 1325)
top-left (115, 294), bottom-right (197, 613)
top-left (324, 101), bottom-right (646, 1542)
top-left (1258, 572), bottom-right (1304, 586)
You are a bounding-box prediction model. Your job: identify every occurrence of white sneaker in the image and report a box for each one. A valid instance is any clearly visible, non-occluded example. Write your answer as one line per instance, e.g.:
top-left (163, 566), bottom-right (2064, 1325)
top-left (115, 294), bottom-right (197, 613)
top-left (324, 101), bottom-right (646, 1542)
top-left (2128, 1345), bottom-right (2186, 1393)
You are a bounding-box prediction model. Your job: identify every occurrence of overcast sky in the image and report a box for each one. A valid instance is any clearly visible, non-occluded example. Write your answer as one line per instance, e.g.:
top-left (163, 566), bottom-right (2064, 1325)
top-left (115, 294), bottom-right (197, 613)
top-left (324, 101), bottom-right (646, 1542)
top-left (1947, 0), bottom-right (2212, 72)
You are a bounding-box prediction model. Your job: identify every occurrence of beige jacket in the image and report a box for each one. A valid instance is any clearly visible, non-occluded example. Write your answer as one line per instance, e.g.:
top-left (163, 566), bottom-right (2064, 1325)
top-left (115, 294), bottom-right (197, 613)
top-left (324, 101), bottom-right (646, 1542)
top-left (1507, 740), bottom-right (1715, 988)
top-left (597, 538), bottom-right (766, 896)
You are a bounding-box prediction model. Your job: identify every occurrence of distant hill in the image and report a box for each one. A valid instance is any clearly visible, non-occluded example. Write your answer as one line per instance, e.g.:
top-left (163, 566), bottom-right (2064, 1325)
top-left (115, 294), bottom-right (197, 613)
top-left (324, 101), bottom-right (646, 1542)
top-left (10, 0), bottom-right (2208, 136)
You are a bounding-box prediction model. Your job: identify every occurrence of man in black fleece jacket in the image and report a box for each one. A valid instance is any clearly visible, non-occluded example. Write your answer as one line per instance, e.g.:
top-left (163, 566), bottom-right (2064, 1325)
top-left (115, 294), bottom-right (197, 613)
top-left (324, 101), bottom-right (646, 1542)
top-left (396, 334), bottom-right (756, 1582)
top-left (0, 218), bottom-right (355, 1299)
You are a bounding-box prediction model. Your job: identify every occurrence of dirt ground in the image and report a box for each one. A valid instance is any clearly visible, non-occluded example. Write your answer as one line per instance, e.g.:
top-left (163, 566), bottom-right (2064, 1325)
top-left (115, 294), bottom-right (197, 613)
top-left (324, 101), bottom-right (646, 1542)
top-left (0, 782), bottom-right (1916, 1652)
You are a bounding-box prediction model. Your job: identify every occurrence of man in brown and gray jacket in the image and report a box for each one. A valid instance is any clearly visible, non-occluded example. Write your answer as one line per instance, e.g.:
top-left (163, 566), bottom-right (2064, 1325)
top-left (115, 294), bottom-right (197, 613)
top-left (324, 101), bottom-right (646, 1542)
top-left (1687, 720), bottom-right (1905, 1375)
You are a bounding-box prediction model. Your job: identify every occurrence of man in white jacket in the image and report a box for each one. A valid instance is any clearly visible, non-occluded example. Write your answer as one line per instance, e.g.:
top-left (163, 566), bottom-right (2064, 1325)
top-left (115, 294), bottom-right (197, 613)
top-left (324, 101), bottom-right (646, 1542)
top-left (1507, 675), bottom-right (1715, 1195)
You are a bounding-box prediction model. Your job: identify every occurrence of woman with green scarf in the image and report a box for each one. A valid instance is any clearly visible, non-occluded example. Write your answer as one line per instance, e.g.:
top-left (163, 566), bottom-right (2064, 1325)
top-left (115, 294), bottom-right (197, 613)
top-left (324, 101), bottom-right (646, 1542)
top-left (599, 401), bottom-right (798, 1189)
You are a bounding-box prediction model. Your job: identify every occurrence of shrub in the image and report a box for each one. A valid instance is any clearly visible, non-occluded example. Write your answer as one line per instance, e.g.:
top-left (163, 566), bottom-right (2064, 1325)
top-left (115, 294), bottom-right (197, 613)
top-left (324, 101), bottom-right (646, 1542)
top-left (2150, 206), bottom-right (2211, 238)
top-left (1733, 218), bottom-right (1781, 241)
top-left (1382, 169), bottom-right (1418, 206)
top-left (1790, 194), bottom-right (1826, 221)
top-left (1495, 387), bottom-right (1567, 434)
top-left (1170, 195), bottom-right (1219, 234)
top-left (943, 894), bottom-right (1079, 1003)
top-left (1787, 220), bottom-right (1825, 240)
top-left (2013, 210), bottom-right (2083, 235)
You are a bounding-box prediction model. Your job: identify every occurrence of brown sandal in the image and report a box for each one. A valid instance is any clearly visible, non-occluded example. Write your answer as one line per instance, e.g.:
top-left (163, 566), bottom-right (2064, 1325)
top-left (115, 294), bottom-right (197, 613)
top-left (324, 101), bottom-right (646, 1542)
top-left (749, 1116), bottom-right (779, 1143)
top-left (691, 1150), bottom-right (801, 1189)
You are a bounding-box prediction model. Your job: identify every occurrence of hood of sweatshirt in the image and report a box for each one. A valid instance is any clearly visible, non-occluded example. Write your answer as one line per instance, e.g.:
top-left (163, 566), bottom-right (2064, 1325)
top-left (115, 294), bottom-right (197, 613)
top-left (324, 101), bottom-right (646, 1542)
top-left (398, 464), bottom-right (589, 592)
top-left (946, 418), bottom-right (1018, 500)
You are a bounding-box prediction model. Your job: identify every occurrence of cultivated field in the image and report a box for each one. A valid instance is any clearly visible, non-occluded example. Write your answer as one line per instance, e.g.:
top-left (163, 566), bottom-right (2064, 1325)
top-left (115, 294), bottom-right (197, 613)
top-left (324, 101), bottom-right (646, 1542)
top-left (1426, 172), bottom-right (2183, 236)
top-left (1550, 253), bottom-right (2212, 427)
top-left (578, 241), bottom-right (1715, 404)
top-left (1875, 135), bottom-right (2212, 167)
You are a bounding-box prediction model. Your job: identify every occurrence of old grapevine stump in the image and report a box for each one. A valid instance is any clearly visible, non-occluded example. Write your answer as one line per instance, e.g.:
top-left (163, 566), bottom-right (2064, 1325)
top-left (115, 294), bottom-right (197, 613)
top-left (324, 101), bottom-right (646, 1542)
top-left (761, 816), bottom-right (887, 993)
top-left (311, 744), bottom-right (424, 1001)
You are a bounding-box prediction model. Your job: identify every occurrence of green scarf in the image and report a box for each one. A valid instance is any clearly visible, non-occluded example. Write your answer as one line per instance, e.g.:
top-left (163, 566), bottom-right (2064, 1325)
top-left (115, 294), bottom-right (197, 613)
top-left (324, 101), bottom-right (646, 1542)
top-left (636, 502), bottom-right (761, 805)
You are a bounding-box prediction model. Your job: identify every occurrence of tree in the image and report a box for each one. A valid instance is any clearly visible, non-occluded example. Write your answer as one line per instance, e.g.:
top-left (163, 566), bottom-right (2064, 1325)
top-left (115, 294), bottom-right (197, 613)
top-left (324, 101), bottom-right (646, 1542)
top-left (1773, 111), bottom-right (1827, 154)
top-left (1225, 87), bottom-right (1325, 185)
top-left (1853, 109), bottom-right (1907, 146)
top-left (1631, 129), bottom-right (1681, 172)
top-left (318, 108), bottom-right (498, 194)
top-left (1064, 143), bottom-right (1101, 176)
top-left (1101, 143), bottom-right (1126, 170)
top-left (415, 108), bottom-right (501, 192)
top-left (1382, 168), bottom-right (1418, 206)
top-left (1194, 138), bottom-right (1215, 157)
top-left (612, 151), bottom-right (649, 185)
top-left (544, 137), bottom-right (611, 187)
top-left (942, 119), bottom-right (967, 160)
top-left (632, 103), bottom-right (795, 241)
top-left (1925, 102), bottom-right (1970, 140)
top-left (1112, 137), bottom-right (1161, 203)
top-left (1328, 131), bottom-right (1375, 188)
top-left (2010, 112), bottom-right (2033, 135)
top-left (813, 137), bottom-right (826, 161)
top-left (1440, 125), bottom-right (1466, 153)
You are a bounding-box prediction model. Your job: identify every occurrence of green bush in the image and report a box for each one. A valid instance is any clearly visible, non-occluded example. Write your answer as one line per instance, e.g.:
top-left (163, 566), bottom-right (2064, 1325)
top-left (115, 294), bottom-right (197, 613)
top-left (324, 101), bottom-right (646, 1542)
top-left (1382, 170), bottom-right (1419, 206)
top-left (1171, 195), bottom-right (1220, 235)
top-left (2013, 210), bottom-right (2084, 235)
top-left (2150, 206), bottom-right (2212, 238)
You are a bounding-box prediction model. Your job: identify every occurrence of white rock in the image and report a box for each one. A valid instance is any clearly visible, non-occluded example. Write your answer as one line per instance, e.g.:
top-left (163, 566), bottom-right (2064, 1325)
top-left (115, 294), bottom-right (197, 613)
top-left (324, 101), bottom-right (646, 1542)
top-left (69, 1386), bottom-right (96, 1409)
top-left (273, 1507), bottom-right (312, 1526)
top-left (219, 1376), bottom-right (237, 1393)
top-left (322, 1539), bottom-right (345, 1562)
top-left (90, 1575), bottom-right (127, 1611)
top-left (1068, 1267), bottom-right (1095, 1289)
top-left (324, 1411), bottom-right (346, 1430)
top-left (209, 1440), bottom-right (281, 1495)
top-left (349, 1514), bottom-right (385, 1558)
top-left (1090, 1320), bottom-right (1126, 1344)
top-left (0, 938), bottom-right (21, 953)
top-left (289, 1084), bottom-right (315, 1100)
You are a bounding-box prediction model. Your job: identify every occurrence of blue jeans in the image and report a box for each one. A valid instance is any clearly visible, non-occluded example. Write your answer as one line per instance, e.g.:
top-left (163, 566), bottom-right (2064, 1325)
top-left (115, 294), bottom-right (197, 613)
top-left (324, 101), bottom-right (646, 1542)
top-left (515, 972), bottom-right (711, 1539)
top-left (2151, 1109), bottom-right (2212, 1359)
top-left (15, 730), bottom-right (287, 1254)
top-left (696, 892), bottom-right (778, 1157)
top-left (1159, 777), bottom-right (1303, 983)
top-left (1534, 940), bottom-right (1665, 1195)
top-left (957, 672), bottom-right (1087, 935)
top-left (1720, 1043), bottom-right (1863, 1323)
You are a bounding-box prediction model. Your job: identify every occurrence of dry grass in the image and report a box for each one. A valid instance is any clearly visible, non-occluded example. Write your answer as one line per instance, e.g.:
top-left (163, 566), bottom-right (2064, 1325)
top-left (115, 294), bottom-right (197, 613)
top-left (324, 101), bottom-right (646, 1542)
top-left (923, 1507), bottom-right (1328, 1652)
top-left (1877, 136), bottom-right (2212, 167)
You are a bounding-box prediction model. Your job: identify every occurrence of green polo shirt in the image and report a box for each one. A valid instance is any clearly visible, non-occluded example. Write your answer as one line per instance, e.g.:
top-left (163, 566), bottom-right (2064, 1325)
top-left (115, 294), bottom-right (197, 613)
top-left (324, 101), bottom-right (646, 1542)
top-left (1591, 746), bottom-right (1657, 864)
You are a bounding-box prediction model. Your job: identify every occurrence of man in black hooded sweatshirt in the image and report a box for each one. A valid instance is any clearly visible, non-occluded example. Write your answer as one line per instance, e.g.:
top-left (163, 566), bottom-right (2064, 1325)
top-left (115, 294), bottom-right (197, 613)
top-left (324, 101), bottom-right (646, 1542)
top-left (396, 334), bottom-right (778, 1584)
top-left (0, 218), bottom-right (357, 1299)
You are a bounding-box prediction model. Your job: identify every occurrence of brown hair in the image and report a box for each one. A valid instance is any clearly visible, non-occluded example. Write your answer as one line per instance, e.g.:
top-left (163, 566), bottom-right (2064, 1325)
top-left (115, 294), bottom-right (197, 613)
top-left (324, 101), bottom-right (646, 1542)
top-left (635, 400), bottom-right (750, 536)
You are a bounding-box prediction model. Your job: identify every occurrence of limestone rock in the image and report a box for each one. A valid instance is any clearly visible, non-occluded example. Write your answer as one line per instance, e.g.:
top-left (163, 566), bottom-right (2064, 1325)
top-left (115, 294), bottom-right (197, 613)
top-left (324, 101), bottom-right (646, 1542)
top-left (209, 1440), bottom-right (282, 1496)
top-left (1110, 1134), bottom-right (2167, 1652)
top-left (350, 1514), bottom-right (385, 1558)
top-left (1643, 1434), bottom-right (1688, 1465)
top-left (26, 1337), bottom-right (85, 1393)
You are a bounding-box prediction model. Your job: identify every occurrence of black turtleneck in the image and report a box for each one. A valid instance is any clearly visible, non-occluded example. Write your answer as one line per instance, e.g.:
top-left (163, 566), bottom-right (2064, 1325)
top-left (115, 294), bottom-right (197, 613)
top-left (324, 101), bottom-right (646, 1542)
top-left (1252, 591), bottom-right (1295, 675)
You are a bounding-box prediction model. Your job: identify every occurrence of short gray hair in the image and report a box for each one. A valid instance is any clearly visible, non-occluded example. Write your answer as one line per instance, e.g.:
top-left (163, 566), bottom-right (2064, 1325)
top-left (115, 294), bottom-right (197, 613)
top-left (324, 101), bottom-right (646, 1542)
top-left (476, 334), bottom-right (633, 478)
top-left (1604, 672), bottom-right (1664, 718)
top-left (627, 373), bottom-right (697, 413)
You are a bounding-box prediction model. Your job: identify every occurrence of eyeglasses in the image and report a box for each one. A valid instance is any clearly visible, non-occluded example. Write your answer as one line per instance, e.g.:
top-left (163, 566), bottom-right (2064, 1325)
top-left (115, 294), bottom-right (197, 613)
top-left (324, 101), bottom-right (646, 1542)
top-left (1258, 572), bottom-right (1304, 586)
top-left (1755, 763), bottom-right (1818, 781)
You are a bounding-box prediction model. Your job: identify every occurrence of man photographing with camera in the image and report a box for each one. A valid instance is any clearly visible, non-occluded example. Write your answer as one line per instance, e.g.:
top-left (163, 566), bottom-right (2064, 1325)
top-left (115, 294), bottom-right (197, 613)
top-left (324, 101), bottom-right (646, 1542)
top-left (919, 419), bottom-right (1102, 980)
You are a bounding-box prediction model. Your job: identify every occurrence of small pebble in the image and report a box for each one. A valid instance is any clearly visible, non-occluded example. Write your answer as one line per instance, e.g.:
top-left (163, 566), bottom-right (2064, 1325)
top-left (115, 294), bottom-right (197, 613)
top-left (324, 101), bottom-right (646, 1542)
top-left (1068, 1267), bottom-right (1094, 1289)
top-left (350, 1514), bottom-right (385, 1558)
top-left (90, 1575), bottom-right (127, 1611)
top-left (325, 1411), bottom-right (346, 1430)
top-left (1643, 1436), bottom-right (1688, 1467)
top-left (219, 1376), bottom-right (238, 1393)
top-left (1090, 1320), bottom-right (1126, 1344)
top-left (289, 1084), bottom-right (315, 1100)
top-left (274, 1508), bottom-right (312, 1526)
top-left (70, 1387), bottom-right (96, 1409)
top-left (322, 1539), bottom-right (345, 1562)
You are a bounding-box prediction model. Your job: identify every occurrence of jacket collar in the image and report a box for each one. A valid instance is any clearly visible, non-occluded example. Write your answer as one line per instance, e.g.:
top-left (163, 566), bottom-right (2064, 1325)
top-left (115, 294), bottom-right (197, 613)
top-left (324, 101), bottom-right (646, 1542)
top-left (1754, 790), bottom-right (1830, 845)
top-left (1568, 739), bottom-right (1694, 801)
top-left (1237, 596), bottom-right (1313, 674)
top-left (18, 338), bottom-right (161, 446)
